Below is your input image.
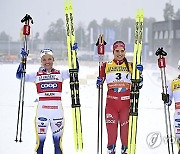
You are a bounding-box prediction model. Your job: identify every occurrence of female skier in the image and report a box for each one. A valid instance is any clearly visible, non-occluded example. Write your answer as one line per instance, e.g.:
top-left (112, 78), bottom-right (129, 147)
top-left (167, 60), bottom-right (180, 154)
top-left (16, 48), bottom-right (69, 154)
top-left (96, 40), bottom-right (143, 154)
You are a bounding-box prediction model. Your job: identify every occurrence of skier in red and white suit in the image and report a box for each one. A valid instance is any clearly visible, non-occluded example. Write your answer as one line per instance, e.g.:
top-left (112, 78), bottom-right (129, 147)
top-left (16, 48), bottom-right (69, 154)
top-left (96, 41), bottom-right (143, 154)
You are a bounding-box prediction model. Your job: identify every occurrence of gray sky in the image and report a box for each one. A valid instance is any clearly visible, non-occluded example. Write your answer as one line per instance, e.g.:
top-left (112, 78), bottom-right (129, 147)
top-left (0, 0), bottom-right (180, 40)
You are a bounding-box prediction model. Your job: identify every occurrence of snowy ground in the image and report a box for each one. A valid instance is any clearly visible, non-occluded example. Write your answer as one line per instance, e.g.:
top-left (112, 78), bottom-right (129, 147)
top-left (0, 62), bottom-right (179, 154)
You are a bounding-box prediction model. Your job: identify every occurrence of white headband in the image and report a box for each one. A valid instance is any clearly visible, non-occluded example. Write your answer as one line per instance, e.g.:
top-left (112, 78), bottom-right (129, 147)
top-left (40, 49), bottom-right (53, 58)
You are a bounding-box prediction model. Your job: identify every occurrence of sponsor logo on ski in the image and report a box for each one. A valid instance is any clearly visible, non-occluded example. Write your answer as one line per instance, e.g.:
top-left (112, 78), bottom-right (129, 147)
top-left (65, 14), bottom-right (70, 36)
top-left (70, 13), bottom-right (74, 36)
top-left (40, 83), bottom-right (58, 89)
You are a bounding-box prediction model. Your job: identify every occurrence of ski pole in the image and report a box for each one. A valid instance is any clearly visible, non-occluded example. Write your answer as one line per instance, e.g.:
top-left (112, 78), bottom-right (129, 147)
top-left (15, 14), bottom-right (33, 142)
top-left (96, 34), bottom-right (106, 154)
top-left (155, 48), bottom-right (174, 154)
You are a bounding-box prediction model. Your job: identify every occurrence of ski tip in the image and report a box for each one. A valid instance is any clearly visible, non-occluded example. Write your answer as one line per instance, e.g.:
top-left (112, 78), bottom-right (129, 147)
top-left (136, 9), bottom-right (144, 18)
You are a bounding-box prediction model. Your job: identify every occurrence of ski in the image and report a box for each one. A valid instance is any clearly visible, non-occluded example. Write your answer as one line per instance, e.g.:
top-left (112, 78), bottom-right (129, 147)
top-left (96, 34), bottom-right (106, 154)
top-left (128, 10), bottom-right (144, 154)
top-left (64, 0), bottom-right (83, 151)
top-left (155, 48), bottom-right (174, 154)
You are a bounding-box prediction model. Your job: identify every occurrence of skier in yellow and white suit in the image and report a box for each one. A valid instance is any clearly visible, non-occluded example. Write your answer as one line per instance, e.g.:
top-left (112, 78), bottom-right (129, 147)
top-left (167, 60), bottom-right (180, 154)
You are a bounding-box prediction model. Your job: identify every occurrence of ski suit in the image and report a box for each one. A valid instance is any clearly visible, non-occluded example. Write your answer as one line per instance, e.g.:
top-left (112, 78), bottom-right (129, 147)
top-left (168, 75), bottom-right (180, 150)
top-left (20, 67), bottom-right (69, 154)
top-left (101, 59), bottom-right (132, 149)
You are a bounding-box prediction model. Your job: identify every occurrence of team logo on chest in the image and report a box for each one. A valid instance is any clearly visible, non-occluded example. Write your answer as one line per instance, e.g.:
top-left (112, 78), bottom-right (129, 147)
top-left (37, 81), bottom-right (61, 93)
top-left (40, 82), bottom-right (58, 89)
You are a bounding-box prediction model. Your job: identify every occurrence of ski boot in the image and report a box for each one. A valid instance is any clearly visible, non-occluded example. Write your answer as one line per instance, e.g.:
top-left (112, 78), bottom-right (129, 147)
top-left (107, 144), bottom-right (116, 154)
top-left (121, 145), bottom-right (128, 154)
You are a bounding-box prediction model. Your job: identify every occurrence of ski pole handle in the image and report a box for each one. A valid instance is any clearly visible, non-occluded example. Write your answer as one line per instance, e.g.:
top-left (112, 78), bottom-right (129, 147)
top-left (155, 48), bottom-right (167, 68)
top-left (23, 25), bottom-right (31, 36)
top-left (158, 57), bottom-right (166, 68)
top-left (98, 44), bottom-right (104, 55)
top-left (21, 14), bottom-right (33, 36)
top-left (96, 34), bottom-right (107, 55)
top-left (96, 34), bottom-right (107, 78)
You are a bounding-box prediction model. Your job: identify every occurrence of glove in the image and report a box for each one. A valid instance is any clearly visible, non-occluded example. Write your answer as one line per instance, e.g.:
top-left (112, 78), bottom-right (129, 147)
top-left (96, 77), bottom-right (103, 88)
top-left (16, 48), bottom-right (27, 79)
top-left (136, 64), bottom-right (143, 72)
top-left (73, 42), bottom-right (78, 50)
top-left (72, 43), bottom-right (79, 71)
top-left (162, 93), bottom-right (171, 106)
top-left (20, 48), bottom-right (28, 57)
top-left (16, 63), bottom-right (24, 79)
top-left (166, 100), bottom-right (172, 106)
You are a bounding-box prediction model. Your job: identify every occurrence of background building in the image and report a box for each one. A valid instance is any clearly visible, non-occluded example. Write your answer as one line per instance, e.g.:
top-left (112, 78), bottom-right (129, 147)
top-left (152, 20), bottom-right (180, 67)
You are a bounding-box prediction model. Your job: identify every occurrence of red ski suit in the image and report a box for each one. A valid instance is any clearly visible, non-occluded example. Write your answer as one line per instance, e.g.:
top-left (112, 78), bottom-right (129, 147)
top-left (100, 59), bottom-right (132, 147)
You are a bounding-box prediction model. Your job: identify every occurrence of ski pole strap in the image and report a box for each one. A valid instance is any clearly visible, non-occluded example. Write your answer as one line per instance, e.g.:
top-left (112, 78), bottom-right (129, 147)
top-left (155, 47), bottom-right (167, 56)
top-left (72, 104), bottom-right (81, 108)
top-left (69, 68), bottom-right (78, 73)
top-left (96, 34), bottom-right (107, 55)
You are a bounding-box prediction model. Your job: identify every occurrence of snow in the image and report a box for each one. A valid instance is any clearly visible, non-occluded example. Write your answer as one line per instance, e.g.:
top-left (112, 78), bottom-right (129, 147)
top-left (0, 63), bottom-right (178, 154)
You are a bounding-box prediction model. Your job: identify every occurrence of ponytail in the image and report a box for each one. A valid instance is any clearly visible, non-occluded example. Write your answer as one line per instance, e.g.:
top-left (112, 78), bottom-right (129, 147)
top-left (123, 57), bottom-right (130, 72)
